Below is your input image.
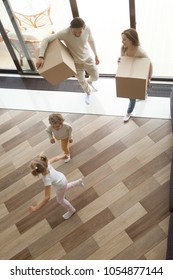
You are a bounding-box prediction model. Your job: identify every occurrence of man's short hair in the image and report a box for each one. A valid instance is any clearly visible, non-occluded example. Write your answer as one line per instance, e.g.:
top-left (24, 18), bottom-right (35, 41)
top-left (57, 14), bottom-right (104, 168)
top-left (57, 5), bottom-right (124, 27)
top-left (70, 17), bottom-right (85, 28)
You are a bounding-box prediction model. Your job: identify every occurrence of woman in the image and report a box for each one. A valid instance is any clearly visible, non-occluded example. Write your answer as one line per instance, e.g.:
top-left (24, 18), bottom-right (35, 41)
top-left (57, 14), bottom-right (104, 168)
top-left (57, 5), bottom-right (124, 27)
top-left (118, 28), bottom-right (153, 122)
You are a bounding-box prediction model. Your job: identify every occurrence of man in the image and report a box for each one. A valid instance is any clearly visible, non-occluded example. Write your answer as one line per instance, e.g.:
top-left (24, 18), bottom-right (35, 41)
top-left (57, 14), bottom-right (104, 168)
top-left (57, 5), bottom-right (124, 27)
top-left (36, 17), bottom-right (99, 104)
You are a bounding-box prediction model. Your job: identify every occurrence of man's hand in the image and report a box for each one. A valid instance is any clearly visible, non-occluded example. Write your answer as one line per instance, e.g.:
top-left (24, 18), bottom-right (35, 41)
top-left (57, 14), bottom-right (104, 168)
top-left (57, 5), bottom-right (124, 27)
top-left (36, 57), bottom-right (44, 69)
top-left (95, 56), bottom-right (100, 65)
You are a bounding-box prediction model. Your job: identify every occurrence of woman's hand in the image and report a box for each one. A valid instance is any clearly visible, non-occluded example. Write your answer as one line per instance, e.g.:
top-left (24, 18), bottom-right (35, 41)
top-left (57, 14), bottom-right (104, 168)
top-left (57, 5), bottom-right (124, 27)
top-left (117, 57), bottom-right (121, 63)
top-left (147, 79), bottom-right (151, 87)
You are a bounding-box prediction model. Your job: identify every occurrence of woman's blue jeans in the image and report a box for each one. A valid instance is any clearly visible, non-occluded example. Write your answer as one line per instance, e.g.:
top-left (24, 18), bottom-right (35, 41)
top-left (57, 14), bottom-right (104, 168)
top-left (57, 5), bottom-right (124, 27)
top-left (127, 99), bottom-right (136, 113)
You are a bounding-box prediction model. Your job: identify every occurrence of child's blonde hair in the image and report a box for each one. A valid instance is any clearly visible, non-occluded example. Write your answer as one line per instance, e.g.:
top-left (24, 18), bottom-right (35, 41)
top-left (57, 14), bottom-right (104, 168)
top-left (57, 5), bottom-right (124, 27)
top-left (30, 154), bottom-right (48, 176)
top-left (48, 113), bottom-right (64, 126)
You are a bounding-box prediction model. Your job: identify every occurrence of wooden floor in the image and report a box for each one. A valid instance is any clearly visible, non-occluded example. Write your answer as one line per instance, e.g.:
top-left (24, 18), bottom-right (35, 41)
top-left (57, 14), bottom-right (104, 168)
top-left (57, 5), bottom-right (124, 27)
top-left (0, 109), bottom-right (172, 260)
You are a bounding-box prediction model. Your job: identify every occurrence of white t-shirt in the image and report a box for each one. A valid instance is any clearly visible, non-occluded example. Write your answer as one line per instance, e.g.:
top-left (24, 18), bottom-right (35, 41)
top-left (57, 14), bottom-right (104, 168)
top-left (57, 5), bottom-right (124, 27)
top-left (42, 163), bottom-right (67, 191)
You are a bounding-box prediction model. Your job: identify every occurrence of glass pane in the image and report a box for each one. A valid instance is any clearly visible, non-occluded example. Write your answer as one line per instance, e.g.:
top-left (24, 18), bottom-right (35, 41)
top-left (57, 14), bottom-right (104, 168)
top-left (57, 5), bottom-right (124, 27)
top-left (0, 0), bottom-right (72, 72)
top-left (76, 0), bottom-right (130, 74)
top-left (0, 33), bottom-right (17, 70)
top-left (49, 0), bottom-right (73, 30)
top-left (9, 0), bottom-right (72, 30)
top-left (0, 1), bottom-right (17, 70)
top-left (136, 0), bottom-right (173, 78)
top-left (0, 0), bottom-right (37, 71)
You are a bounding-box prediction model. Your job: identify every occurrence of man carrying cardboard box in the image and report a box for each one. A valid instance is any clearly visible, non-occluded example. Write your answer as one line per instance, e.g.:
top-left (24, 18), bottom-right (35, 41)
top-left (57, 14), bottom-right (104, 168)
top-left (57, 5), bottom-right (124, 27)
top-left (117, 28), bottom-right (153, 122)
top-left (36, 17), bottom-right (99, 104)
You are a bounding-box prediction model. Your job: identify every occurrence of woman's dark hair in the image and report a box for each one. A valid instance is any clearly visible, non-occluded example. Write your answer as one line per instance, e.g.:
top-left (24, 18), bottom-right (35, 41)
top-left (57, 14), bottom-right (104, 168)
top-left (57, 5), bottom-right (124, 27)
top-left (70, 17), bottom-right (85, 28)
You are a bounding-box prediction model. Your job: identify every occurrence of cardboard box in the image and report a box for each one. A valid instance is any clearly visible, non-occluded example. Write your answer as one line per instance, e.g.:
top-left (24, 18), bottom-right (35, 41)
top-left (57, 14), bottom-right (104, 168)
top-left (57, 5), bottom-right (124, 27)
top-left (116, 56), bottom-right (150, 99)
top-left (37, 39), bottom-right (76, 85)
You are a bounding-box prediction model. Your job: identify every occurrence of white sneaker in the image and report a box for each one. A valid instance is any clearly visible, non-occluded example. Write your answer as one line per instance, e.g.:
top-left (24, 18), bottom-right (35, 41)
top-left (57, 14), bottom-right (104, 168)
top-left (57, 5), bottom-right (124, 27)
top-left (123, 113), bottom-right (131, 122)
top-left (64, 155), bottom-right (71, 163)
top-left (79, 178), bottom-right (84, 187)
top-left (62, 210), bottom-right (76, 220)
top-left (85, 94), bottom-right (90, 104)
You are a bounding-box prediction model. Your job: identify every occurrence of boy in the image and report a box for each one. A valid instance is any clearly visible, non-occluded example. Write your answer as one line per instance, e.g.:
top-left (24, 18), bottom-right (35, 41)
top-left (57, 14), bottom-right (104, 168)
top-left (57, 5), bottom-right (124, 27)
top-left (46, 113), bottom-right (73, 162)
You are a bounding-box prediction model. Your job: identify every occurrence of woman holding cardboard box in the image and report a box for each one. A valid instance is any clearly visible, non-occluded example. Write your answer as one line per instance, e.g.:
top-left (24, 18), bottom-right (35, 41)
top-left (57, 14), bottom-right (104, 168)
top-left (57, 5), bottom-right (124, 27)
top-left (36, 17), bottom-right (99, 105)
top-left (118, 28), bottom-right (153, 122)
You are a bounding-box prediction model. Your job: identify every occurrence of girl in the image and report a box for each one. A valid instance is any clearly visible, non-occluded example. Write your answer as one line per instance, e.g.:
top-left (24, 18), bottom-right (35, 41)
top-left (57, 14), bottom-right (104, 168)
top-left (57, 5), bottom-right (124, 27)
top-left (29, 153), bottom-right (84, 219)
top-left (118, 28), bottom-right (153, 122)
top-left (46, 113), bottom-right (73, 163)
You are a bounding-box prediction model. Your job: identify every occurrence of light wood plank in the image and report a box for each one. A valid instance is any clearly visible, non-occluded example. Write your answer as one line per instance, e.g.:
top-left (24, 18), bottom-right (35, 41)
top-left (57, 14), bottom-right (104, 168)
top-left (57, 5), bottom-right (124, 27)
top-left (93, 203), bottom-right (147, 247)
top-left (87, 231), bottom-right (132, 260)
top-left (144, 239), bottom-right (167, 260)
top-left (0, 219), bottom-right (52, 259)
top-left (109, 176), bottom-right (160, 217)
top-left (78, 182), bottom-right (129, 223)
top-left (0, 225), bottom-right (20, 249)
top-left (80, 115), bottom-right (115, 136)
top-left (113, 226), bottom-right (166, 260)
top-left (0, 203), bottom-right (9, 219)
top-left (154, 163), bottom-right (171, 185)
top-left (35, 242), bottom-right (66, 260)
top-left (136, 134), bottom-right (173, 165)
top-left (0, 126), bottom-right (21, 145)
top-left (108, 136), bottom-right (154, 170)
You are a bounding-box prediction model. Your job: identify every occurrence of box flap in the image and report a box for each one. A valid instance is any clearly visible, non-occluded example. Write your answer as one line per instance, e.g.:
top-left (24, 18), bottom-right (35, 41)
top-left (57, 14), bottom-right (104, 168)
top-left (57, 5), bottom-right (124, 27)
top-left (116, 57), bottom-right (150, 79)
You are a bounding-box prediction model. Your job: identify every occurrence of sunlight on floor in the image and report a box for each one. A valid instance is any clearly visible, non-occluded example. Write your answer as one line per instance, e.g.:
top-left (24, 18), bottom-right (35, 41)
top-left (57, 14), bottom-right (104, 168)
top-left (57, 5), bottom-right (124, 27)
top-left (0, 77), bottom-right (170, 120)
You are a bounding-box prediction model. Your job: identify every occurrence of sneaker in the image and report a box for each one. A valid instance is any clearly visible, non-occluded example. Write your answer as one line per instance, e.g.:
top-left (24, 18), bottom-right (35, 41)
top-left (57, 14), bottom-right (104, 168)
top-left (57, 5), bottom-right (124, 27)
top-left (79, 178), bottom-right (84, 187)
top-left (123, 113), bottom-right (131, 122)
top-left (62, 210), bottom-right (76, 220)
top-left (64, 155), bottom-right (71, 163)
top-left (85, 94), bottom-right (90, 104)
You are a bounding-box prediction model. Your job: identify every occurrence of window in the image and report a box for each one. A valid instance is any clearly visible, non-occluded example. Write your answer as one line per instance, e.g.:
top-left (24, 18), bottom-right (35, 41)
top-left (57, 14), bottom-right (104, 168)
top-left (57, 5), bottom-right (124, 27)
top-left (76, 0), bottom-right (130, 74)
top-left (1, 0), bottom-right (173, 79)
top-left (0, 0), bottom-right (73, 72)
top-left (135, 0), bottom-right (173, 78)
